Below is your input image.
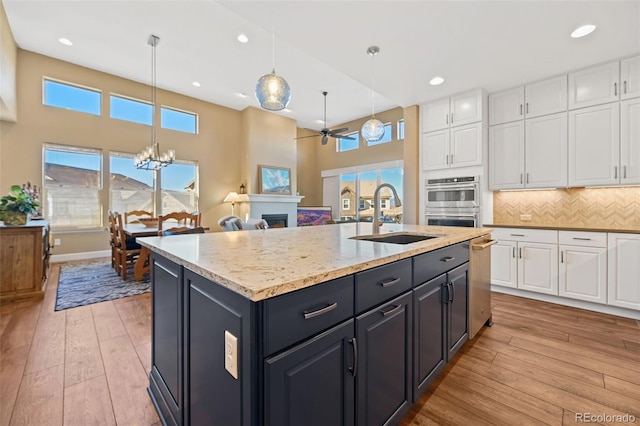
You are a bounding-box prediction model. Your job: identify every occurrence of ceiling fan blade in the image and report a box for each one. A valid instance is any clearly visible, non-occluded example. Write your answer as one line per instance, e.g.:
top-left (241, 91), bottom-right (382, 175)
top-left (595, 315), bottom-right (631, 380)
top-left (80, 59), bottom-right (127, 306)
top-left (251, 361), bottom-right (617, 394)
top-left (333, 135), bottom-right (355, 140)
top-left (322, 135), bottom-right (328, 145)
top-left (294, 134), bottom-right (320, 140)
top-left (329, 127), bottom-right (349, 135)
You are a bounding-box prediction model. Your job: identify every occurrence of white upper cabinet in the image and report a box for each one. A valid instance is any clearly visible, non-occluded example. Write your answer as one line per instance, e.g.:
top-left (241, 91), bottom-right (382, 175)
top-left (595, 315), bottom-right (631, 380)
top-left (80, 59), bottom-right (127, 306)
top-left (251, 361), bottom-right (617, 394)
top-left (620, 55), bottom-right (640, 100)
top-left (489, 76), bottom-right (567, 125)
top-left (620, 97), bottom-right (640, 184)
top-left (421, 123), bottom-right (482, 171)
top-left (568, 61), bottom-right (619, 109)
top-left (489, 121), bottom-right (525, 189)
top-left (568, 103), bottom-right (620, 186)
top-left (421, 129), bottom-right (449, 171)
top-left (421, 89), bottom-right (483, 132)
top-left (524, 112), bottom-right (568, 188)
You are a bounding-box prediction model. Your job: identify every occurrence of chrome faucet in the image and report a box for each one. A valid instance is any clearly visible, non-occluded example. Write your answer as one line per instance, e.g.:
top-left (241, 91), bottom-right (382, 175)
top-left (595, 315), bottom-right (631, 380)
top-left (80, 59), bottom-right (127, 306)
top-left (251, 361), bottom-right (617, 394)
top-left (372, 183), bottom-right (402, 234)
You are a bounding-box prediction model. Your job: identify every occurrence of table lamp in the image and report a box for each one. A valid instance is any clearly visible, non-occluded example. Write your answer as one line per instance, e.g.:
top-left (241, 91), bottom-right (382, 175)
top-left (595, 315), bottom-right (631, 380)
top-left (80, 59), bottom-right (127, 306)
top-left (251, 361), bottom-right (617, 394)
top-left (224, 192), bottom-right (242, 215)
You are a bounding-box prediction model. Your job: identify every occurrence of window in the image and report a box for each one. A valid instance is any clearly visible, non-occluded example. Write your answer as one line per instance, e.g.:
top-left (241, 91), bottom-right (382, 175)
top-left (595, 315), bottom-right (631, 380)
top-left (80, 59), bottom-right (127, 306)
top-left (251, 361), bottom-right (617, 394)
top-left (43, 79), bottom-right (101, 116)
top-left (110, 95), bottom-right (152, 125)
top-left (339, 173), bottom-right (355, 221)
top-left (337, 132), bottom-right (359, 152)
top-left (161, 160), bottom-right (198, 214)
top-left (366, 123), bottom-right (392, 146)
top-left (43, 144), bottom-right (102, 229)
top-left (359, 200), bottom-right (366, 210)
top-left (380, 199), bottom-right (389, 209)
top-left (110, 152), bottom-right (154, 214)
top-left (342, 199), bottom-right (350, 210)
top-left (397, 119), bottom-right (405, 140)
top-left (161, 106), bottom-right (197, 134)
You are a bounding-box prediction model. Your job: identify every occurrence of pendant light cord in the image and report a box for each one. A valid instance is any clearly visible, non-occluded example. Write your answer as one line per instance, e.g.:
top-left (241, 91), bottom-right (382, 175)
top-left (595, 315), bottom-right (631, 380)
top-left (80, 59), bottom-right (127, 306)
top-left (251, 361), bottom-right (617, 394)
top-left (271, 26), bottom-right (276, 73)
top-left (150, 35), bottom-right (158, 157)
top-left (370, 52), bottom-right (376, 118)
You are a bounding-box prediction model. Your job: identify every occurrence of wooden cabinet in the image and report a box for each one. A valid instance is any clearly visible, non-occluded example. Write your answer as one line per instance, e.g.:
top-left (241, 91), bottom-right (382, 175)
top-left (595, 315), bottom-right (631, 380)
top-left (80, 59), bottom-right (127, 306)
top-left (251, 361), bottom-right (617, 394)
top-left (568, 61), bottom-right (619, 109)
top-left (568, 103), bottom-right (620, 186)
top-left (559, 231), bottom-right (607, 304)
top-left (620, 97), bottom-right (640, 185)
top-left (0, 220), bottom-right (50, 302)
top-left (620, 55), bottom-right (640, 100)
top-left (607, 233), bottom-right (640, 311)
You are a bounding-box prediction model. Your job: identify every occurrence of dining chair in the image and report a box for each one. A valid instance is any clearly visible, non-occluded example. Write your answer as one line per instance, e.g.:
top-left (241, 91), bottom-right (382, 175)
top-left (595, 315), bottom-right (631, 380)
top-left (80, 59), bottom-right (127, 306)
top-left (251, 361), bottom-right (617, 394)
top-left (113, 212), bottom-right (141, 280)
top-left (107, 210), bottom-right (119, 270)
top-left (161, 226), bottom-right (206, 236)
top-left (124, 210), bottom-right (154, 223)
top-left (158, 211), bottom-right (201, 230)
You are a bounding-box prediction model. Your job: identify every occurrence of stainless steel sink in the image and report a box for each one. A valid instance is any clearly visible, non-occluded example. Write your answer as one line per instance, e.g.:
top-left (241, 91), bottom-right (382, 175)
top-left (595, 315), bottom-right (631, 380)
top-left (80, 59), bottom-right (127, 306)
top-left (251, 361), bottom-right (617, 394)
top-left (350, 232), bottom-right (440, 245)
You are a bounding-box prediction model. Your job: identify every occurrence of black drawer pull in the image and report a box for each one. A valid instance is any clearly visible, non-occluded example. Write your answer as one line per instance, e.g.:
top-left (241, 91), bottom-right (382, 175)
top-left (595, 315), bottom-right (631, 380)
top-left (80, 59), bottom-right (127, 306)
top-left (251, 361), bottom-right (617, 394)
top-left (379, 277), bottom-right (401, 288)
top-left (381, 304), bottom-right (402, 317)
top-left (510, 233), bottom-right (525, 237)
top-left (441, 256), bottom-right (455, 263)
top-left (303, 302), bottom-right (338, 320)
top-left (572, 237), bottom-right (592, 241)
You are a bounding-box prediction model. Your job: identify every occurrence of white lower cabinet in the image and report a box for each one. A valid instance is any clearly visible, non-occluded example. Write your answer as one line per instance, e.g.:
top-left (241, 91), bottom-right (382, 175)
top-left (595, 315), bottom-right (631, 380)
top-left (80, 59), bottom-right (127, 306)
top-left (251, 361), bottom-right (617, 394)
top-left (491, 240), bottom-right (517, 288)
top-left (518, 242), bottom-right (558, 295)
top-left (607, 233), bottom-right (640, 310)
top-left (559, 231), bottom-right (607, 304)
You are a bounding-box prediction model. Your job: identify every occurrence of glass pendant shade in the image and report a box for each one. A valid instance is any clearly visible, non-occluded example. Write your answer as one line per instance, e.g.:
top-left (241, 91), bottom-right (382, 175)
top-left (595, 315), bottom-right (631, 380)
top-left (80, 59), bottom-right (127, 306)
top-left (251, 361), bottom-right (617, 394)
top-left (362, 118), bottom-right (385, 142)
top-left (255, 69), bottom-right (291, 111)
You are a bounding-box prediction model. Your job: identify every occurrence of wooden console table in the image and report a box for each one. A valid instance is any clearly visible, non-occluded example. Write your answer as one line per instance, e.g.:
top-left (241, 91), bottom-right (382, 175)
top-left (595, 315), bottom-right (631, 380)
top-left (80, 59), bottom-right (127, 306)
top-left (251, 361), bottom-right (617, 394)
top-left (0, 219), bottom-right (51, 302)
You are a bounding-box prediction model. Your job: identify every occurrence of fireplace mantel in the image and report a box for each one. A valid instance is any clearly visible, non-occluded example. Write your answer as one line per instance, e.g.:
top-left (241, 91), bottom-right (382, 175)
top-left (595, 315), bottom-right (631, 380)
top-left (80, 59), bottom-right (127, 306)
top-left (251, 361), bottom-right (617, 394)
top-left (238, 194), bottom-right (304, 203)
top-left (237, 194), bottom-right (304, 227)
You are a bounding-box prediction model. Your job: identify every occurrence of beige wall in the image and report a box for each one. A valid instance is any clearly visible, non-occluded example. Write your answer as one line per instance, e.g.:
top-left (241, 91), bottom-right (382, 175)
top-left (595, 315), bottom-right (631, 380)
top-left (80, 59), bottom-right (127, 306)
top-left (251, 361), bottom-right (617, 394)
top-left (402, 105), bottom-right (419, 225)
top-left (0, 50), bottom-right (245, 255)
top-left (0, 2), bottom-right (17, 122)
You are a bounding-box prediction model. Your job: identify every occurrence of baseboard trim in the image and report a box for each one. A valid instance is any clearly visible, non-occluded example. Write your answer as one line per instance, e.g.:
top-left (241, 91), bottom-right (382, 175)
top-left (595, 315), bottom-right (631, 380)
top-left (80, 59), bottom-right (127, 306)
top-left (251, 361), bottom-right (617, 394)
top-left (491, 285), bottom-right (640, 320)
top-left (51, 250), bottom-right (110, 263)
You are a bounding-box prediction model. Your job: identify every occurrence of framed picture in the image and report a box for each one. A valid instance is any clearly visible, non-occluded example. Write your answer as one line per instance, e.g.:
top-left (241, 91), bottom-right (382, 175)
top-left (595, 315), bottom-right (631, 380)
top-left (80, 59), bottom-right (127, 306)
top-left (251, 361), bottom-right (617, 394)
top-left (297, 206), bottom-right (333, 226)
top-left (258, 165), bottom-right (292, 195)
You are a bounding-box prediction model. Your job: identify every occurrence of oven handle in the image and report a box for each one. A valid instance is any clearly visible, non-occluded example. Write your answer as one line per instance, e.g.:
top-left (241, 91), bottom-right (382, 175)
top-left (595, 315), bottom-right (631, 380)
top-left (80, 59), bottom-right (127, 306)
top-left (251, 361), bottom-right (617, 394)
top-left (425, 183), bottom-right (479, 191)
top-left (425, 212), bottom-right (479, 217)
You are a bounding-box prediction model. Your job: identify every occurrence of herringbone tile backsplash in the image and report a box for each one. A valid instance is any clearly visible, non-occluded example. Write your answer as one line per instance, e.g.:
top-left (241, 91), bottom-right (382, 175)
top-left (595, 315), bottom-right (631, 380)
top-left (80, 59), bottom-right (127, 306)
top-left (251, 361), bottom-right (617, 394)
top-left (493, 187), bottom-right (640, 230)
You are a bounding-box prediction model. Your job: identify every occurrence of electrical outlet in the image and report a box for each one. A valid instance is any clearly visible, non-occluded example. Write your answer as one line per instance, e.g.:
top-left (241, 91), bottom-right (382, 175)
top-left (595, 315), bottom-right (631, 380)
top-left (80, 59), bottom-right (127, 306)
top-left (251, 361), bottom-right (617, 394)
top-left (520, 214), bottom-right (532, 221)
top-left (224, 330), bottom-right (238, 379)
top-left (54, 238), bottom-right (61, 246)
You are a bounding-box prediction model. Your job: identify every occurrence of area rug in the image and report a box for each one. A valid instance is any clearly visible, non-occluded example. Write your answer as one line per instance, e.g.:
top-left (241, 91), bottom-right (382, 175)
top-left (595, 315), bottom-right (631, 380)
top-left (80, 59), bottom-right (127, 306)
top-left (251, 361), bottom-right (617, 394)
top-left (55, 261), bottom-right (150, 311)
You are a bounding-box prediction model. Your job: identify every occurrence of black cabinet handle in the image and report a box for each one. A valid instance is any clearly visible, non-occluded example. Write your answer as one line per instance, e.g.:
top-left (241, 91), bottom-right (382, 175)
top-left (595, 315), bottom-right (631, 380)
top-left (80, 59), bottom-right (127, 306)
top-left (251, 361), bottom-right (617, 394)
top-left (381, 304), bottom-right (402, 317)
top-left (572, 237), bottom-right (591, 241)
top-left (349, 338), bottom-right (358, 377)
top-left (303, 302), bottom-right (338, 320)
top-left (379, 277), bottom-right (401, 288)
top-left (449, 282), bottom-right (455, 302)
top-left (441, 256), bottom-right (455, 263)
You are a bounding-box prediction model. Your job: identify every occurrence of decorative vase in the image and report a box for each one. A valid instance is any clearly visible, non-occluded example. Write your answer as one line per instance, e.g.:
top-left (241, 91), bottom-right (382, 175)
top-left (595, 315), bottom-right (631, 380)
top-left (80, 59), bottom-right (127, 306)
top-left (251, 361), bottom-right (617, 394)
top-left (4, 212), bottom-right (28, 226)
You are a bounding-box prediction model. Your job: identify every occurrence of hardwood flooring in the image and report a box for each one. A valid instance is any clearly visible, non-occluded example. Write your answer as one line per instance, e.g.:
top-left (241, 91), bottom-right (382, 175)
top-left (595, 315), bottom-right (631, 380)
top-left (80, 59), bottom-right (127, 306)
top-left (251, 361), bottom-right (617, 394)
top-left (1, 261), bottom-right (638, 425)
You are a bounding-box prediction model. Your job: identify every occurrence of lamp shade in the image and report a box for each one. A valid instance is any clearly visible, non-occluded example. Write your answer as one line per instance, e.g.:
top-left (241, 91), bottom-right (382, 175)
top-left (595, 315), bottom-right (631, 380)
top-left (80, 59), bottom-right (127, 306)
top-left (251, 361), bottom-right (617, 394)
top-left (255, 70), bottom-right (291, 111)
top-left (361, 118), bottom-right (385, 142)
top-left (224, 192), bottom-right (242, 203)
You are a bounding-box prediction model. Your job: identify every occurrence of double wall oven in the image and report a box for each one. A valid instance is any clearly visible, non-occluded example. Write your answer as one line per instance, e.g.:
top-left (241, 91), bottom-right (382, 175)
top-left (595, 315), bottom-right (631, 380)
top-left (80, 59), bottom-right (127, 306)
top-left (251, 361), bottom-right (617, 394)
top-left (425, 176), bottom-right (481, 227)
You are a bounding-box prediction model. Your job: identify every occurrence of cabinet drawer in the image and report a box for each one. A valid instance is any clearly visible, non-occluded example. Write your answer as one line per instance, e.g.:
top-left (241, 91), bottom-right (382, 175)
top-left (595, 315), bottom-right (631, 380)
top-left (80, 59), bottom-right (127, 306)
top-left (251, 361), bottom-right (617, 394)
top-left (413, 242), bottom-right (469, 286)
top-left (559, 231), bottom-right (606, 247)
top-left (263, 275), bottom-right (354, 356)
top-left (355, 258), bottom-right (411, 313)
top-left (491, 228), bottom-right (558, 244)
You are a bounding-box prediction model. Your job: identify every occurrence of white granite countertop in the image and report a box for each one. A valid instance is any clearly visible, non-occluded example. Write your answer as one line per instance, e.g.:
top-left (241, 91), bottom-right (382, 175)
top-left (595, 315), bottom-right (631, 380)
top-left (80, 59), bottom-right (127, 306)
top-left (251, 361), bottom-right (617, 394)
top-left (138, 223), bottom-right (492, 301)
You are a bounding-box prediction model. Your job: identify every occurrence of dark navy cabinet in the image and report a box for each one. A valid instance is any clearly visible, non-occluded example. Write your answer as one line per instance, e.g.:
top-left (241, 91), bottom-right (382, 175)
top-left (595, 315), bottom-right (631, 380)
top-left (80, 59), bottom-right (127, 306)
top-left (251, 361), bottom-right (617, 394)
top-left (447, 264), bottom-right (469, 360)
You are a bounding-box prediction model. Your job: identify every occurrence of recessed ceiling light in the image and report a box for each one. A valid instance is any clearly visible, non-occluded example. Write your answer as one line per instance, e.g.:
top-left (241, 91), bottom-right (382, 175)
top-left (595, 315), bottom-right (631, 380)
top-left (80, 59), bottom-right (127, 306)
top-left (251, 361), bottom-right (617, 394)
top-left (237, 34), bottom-right (249, 44)
top-left (316, 119), bottom-right (325, 124)
top-left (236, 92), bottom-right (248, 98)
top-left (192, 81), bottom-right (201, 87)
top-left (429, 76), bottom-right (445, 86)
top-left (283, 108), bottom-right (292, 113)
top-left (58, 38), bottom-right (72, 46)
top-left (571, 24), bottom-right (596, 38)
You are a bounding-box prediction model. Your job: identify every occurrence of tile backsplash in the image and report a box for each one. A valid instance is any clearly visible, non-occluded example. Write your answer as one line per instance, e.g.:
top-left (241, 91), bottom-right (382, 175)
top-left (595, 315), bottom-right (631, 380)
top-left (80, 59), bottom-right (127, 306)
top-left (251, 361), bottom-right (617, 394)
top-left (493, 187), bottom-right (640, 230)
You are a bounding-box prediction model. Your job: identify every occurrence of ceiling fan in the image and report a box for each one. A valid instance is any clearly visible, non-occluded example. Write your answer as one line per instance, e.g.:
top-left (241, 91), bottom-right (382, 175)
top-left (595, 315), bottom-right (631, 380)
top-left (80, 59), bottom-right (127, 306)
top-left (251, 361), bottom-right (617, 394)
top-left (296, 91), bottom-right (355, 145)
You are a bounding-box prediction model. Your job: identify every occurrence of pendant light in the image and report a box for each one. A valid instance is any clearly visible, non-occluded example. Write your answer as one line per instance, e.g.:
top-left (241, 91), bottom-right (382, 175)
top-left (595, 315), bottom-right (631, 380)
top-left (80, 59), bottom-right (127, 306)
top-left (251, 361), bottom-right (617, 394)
top-left (361, 45), bottom-right (385, 143)
top-left (255, 31), bottom-right (291, 111)
top-left (135, 34), bottom-right (175, 170)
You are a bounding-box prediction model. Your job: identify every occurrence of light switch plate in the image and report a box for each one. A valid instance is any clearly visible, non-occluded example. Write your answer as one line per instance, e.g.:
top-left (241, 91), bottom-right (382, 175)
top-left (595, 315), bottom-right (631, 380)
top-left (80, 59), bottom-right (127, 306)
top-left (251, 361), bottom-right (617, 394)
top-left (520, 214), bottom-right (532, 221)
top-left (224, 330), bottom-right (238, 379)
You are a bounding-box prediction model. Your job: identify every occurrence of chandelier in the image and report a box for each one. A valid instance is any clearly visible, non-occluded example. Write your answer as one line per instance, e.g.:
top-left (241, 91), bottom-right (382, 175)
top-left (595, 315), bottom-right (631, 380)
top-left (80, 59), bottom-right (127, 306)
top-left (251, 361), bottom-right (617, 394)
top-left (135, 34), bottom-right (175, 170)
top-left (255, 31), bottom-right (291, 111)
top-left (361, 46), bottom-right (385, 143)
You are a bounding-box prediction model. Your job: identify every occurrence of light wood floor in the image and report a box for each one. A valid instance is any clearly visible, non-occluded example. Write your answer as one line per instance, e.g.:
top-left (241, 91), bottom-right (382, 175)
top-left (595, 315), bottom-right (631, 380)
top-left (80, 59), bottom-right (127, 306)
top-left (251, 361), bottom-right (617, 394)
top-left (1, 261), bottom-right (639, 426)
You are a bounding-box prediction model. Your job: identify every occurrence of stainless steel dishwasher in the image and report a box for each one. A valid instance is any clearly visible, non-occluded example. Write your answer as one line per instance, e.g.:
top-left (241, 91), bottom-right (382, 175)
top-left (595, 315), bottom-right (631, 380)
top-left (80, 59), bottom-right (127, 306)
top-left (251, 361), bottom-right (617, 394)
top-left (469, 235), bottom-right (496, 339)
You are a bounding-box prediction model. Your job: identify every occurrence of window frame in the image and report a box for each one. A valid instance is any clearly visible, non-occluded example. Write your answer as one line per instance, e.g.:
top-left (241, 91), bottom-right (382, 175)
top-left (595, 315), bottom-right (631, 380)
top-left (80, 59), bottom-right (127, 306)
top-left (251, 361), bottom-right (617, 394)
top-left (342, 198), bottom-right (350, 210)
top-left (42, 77), bottom-right (102, 116)
top-left (109, 93), bottom-right (153, 126)
top-left (397, 119), bottom-right (405, 140)
top-left (159, 158), bottom-right (199, 215)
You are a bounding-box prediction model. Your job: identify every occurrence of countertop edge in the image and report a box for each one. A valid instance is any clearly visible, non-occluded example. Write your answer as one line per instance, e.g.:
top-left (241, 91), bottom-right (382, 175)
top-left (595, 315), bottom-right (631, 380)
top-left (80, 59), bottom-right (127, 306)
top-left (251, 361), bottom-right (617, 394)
top-left (484, 224), bottom-right (640, 234)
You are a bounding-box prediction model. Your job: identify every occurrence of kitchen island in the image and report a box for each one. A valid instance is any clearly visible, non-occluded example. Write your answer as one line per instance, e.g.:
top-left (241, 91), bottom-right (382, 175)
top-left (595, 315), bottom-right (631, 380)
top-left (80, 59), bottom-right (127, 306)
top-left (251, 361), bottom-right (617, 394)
top-left (139, 223), bottom-right (491, 426)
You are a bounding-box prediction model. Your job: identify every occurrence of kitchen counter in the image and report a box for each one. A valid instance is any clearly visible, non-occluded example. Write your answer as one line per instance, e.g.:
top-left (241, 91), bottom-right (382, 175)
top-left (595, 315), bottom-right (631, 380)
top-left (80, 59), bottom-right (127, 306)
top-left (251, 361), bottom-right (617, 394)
top-left (138, 222), bottom-right (491, 301)
top-left (485, 223), bottom-right (640, 234)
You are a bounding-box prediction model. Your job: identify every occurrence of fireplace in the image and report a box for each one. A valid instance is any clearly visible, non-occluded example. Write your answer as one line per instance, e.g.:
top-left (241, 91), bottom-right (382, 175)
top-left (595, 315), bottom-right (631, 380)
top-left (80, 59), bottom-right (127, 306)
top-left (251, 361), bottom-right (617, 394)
top-left (262, 214), bottom-right (288, 228)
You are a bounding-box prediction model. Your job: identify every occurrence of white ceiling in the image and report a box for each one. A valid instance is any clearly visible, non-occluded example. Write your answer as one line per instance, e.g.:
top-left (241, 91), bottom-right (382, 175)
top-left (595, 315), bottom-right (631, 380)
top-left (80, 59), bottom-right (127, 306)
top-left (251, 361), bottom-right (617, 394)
top-left (3, 1), bottom-right (640, 131)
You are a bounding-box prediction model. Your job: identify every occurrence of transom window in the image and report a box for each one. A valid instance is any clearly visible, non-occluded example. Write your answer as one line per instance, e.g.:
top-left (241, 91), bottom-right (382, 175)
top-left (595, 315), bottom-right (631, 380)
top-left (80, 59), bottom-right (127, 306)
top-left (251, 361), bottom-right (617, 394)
top-left (161, 106), bottom-right (197, 134)
top-left (43, 79), bottom-right (101, 116)
top-left (366, 123), bottom-right (393, 146)
top-left (397, 119), bottom-right (405, 140)
top-left (337, 132), bottom-right (359, 152)
top-left (110, 95), bottom-right (153, 125)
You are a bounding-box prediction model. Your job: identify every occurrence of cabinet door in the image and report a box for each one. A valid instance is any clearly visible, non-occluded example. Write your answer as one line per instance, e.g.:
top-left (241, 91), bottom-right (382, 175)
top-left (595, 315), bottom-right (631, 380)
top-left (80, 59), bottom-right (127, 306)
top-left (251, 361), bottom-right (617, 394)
top-left (413, 274), bottom-right (446, 398)
top-left (450, 123), bottom-right (482, 168)
top-left (620, 98), bottom-right (640, 185)
top-left (518, 243), bottom-right (558, 295)
top-left (568, 103), bottom-right (620, 186)
top-left (489, 121), bottom-right (525, 190)
top-left (525, 75), bottom-right (568, 118)
top-left (525, 112), bottom-right (568, 188)
top-left (421, 129), bottom-right (450, 171)
top-left (559, 246), bottom-right (607, 304)
top-left (568, 61), bottom-right (619, 109)
top-left (356, 293), bottom-right (412, 426)
top-left (422, 98), bottom-right (450, 132)
top-left (447, 264), bottom-right (468, 360)
top-left (620, 55), bottom-right (640, 100)
top-left (491, 240), bottom-right (518, 288)
top-left (607, 233), bottom-right (640, 310)
top-left (489, 87), bottom-right (524, 125)
top-left (450, 89), bottom-right (483, 127)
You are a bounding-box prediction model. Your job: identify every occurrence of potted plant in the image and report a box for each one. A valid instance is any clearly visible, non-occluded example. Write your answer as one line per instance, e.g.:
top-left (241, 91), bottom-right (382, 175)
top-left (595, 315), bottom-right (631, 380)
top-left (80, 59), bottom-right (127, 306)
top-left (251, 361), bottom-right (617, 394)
top-left (0, 184), bottom-right (40, 225)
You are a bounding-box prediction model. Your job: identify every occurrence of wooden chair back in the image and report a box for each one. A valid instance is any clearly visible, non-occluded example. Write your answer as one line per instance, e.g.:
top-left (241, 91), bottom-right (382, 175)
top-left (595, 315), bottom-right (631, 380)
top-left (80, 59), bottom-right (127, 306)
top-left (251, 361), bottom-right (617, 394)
top-left (161, 226), bottom-right (206, 236)
top-left (110, 211), bottom-right (141, 280)
top-left (159, 211), bottom-right (201, 229)
top-left (124, 210), bottom-right (153, 223)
